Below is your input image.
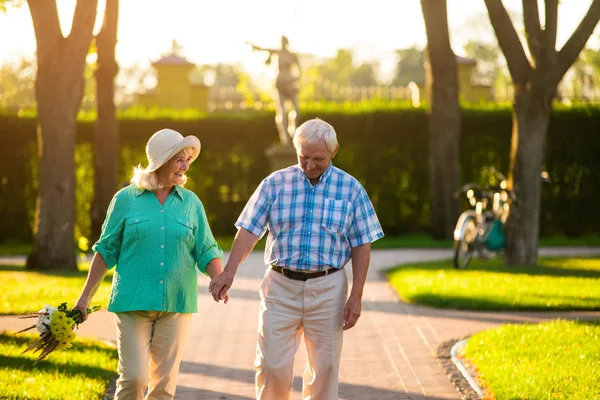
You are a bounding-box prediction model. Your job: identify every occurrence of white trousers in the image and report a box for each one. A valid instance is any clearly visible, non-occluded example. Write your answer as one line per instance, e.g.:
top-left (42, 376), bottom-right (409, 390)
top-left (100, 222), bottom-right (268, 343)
top-left (255, 267), bottom-right (348, 400)
top-left (114, 311), bottom-right (192, 400)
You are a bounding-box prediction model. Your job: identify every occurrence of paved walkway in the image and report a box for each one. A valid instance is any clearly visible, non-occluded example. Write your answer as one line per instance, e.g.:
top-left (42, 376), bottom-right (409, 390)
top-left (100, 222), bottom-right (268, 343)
top-left (2, 248), bottom-right (600, 399)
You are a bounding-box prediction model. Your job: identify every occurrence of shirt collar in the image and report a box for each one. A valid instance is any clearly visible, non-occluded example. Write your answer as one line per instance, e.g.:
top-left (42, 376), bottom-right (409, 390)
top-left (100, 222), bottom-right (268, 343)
top-left (172, 185), bottom-right (184, 200)
top-left (133, 184), bottom-right (184, 200)
top-left (295, 163), bottom-right (334, 186)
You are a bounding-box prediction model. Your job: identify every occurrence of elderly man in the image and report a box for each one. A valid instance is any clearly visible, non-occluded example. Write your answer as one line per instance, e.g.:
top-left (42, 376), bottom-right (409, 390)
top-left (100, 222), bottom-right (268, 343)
top-left (209, 118), bottom-right (384, 400)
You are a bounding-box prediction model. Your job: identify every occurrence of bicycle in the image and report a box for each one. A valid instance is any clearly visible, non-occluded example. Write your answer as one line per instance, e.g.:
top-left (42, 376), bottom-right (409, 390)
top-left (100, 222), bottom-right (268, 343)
top-left (452, 167), bottom-right (513, 269)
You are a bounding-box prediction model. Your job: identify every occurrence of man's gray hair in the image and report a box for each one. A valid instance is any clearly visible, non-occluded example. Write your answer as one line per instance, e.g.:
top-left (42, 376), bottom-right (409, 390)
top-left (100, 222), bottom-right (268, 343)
top-left (293, 119), bottom-right (339, 154)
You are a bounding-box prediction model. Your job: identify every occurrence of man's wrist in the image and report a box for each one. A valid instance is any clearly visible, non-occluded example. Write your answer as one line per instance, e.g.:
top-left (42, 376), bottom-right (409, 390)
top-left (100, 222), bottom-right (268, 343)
top-left (349, 291), bottom-right (362, 300)
top-left (223, 265), bottom-right (238, 275)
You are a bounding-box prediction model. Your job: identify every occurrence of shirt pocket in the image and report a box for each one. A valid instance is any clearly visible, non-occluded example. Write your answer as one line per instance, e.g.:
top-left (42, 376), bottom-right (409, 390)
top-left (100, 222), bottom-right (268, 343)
top-left (125, 215), bottom-right (150, 240)
top-left (322, 199), bottom-right (353, 234)
top-left (175, 218), bottom-right (195, 245)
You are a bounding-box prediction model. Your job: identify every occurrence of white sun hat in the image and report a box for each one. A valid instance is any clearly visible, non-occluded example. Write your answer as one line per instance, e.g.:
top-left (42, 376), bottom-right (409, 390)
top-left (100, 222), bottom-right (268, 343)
top-left (145, 128), bottom-right (201, 172)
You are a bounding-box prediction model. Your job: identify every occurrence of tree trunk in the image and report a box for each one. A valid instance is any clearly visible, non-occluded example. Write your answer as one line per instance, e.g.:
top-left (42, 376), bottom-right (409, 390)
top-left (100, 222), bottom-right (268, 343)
top-left (91, 0), bottom-right (119, 243)
top-left (483, 0), bottom-right (600, 265)
top-left (421, 0), bottom-right (461, 240)
top-left (504, 88), bottom-right (552, 265)
top-left (26, 0), bottom-right (97, 271)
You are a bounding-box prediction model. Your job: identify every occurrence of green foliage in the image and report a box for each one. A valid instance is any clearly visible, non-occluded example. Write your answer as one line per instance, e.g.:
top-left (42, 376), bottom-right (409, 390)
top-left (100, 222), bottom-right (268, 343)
top-left (386, 257), bottom-right (600, 311)
top-left (0, 333), bottom-right (117, 399)
top-left (300, 49), bottom-right (380, 102)
top-left (0, 104), bottom-right (599, 244)
top-left (0, 262), bottom-right (113, 315)
top-left (392, 46), bottom-right (425, 86)
top-left (464, 320), bottom-right (600, 399)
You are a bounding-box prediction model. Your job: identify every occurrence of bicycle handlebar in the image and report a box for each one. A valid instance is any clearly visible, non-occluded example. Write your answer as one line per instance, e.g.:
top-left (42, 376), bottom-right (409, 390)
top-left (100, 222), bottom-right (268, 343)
top-left (487, 166), bottom-right (507, 182)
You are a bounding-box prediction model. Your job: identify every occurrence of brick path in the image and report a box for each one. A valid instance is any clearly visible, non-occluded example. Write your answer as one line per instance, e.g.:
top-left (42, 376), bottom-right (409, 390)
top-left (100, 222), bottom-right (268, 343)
top-left (2, 248), bottom-right (599, 399)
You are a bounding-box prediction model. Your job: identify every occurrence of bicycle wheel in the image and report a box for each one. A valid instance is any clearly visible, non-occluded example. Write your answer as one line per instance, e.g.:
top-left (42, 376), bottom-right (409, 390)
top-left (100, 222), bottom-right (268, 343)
top-left (453, 213), bottom-right (477, 269)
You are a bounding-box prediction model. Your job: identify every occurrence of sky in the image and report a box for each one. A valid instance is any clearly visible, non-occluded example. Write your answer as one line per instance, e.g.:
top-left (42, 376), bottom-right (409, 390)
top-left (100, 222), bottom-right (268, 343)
top-left (0, 0), bottom-right (598, 84)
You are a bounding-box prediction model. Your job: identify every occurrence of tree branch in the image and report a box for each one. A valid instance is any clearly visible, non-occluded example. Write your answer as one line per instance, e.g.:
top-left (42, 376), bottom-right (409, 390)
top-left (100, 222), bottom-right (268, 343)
top-left (27, 0), bottom-right (62, 60)
top-left (543, 0), bottom-right (558, 56)
top-left (552, 0), bottom-right (600, 86)
top-left (96, 0), bottom-right (119, 76)
top-left (97, 0), bottom-right (118, 55)
top-left (67, 0), bottom-right (98, 61)
top-left (523, 0), bottom-right (542, 65)
top-left (484, 0), bottom-right (532, 85)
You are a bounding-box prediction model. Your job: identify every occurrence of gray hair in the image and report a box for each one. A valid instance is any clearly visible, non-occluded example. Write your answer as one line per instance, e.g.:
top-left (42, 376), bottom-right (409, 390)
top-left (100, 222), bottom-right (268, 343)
top-left (293, 118), bottom-right (339, 154)
top-left (130, 147), bottom-right (193, 190)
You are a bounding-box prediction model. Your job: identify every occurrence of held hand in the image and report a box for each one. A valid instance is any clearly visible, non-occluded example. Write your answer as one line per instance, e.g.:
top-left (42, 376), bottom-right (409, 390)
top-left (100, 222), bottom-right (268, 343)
top-left (208, 270), bottom-right (235, 303)
top-left (343, 295), bottom-right (362, 331)
top-left (73, 297), bottom-right (89, 321)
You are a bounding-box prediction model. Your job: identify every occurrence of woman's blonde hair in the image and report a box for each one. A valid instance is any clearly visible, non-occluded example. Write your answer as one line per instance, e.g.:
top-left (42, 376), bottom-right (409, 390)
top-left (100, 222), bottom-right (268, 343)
top-left (130, 147), bottom-right (194, 190)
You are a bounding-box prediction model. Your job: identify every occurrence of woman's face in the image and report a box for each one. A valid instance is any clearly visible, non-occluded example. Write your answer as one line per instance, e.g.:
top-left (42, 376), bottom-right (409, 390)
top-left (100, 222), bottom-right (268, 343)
top-left (156, 149), bottom-right (193, 188)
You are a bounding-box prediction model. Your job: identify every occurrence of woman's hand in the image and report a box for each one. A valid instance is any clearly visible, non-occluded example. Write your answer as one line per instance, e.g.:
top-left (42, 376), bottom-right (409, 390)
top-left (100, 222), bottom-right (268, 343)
top-left (209, 270), bottom-right (234, 303)
top-left (72, 297), bottom-right (90, 321)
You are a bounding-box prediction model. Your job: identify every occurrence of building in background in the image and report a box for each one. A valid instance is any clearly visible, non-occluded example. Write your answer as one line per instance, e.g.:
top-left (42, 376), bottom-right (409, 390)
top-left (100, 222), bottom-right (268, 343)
top-left (424, 54), bottom-right (493, 103)
top-left (137, 53), bottom-right (211, 111)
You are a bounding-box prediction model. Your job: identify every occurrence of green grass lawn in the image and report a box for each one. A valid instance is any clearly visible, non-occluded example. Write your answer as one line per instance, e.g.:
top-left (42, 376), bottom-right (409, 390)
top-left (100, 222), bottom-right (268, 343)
top-left (0, 262), bottom-right (113, 316)
top-left (463, 320), bottom-right (600, 399)
top-left (0, 333), bottom-right (118, 399)
top-left (387, 257), bottom-right (600, 311)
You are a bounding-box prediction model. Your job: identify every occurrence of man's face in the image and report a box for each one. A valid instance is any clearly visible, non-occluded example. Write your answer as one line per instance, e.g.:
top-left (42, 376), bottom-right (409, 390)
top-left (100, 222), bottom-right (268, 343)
top-left (296, 138), bottom-right (338, 182)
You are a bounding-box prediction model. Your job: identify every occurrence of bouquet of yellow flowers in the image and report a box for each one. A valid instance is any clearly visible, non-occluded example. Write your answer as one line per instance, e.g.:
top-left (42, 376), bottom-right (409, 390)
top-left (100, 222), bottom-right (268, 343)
top-left (16, 302), bottom-right (100, 364)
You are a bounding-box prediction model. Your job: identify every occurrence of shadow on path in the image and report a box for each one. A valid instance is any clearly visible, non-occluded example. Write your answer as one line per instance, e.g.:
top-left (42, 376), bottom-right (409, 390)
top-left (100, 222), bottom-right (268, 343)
top-left (179, 361), bottom-right (445, 399)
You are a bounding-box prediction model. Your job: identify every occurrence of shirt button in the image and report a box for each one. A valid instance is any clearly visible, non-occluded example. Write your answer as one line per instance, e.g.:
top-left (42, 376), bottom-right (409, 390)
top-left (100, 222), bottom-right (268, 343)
top-left (309, 210), bottom-right (312, 213)
top-left (159, 280), bottom-right (163, 284)
top-left (160, 209), bottom-right (164, 213)
top-left (135, 218), bottom-right (139, 222)
top-left (161, 226), bottom-right (165, 230)
top-left (160, 262), bottom-right (164, 266)
top-left (160, 245), bottom-right (164, 248)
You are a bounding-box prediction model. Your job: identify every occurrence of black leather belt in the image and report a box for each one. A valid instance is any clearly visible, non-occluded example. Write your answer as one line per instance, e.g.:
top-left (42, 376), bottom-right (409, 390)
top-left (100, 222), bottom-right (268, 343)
top-left (270, 265), bottom-right (340, 281)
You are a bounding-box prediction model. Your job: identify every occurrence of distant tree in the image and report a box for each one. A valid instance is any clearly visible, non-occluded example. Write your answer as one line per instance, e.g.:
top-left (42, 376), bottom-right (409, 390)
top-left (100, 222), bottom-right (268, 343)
top-left (0, 57), bottom-right (36, 109)
top-left (456, 9), bottom-right (520, 99)
top-left (392, 46), bottom-right (425, 85)
top-left (421, 0), bottom-right (461, 240)
top-left (91, 0), bottom-right (119, 243)
top-left (566, 46), bottom-right (600, 100)
top-left (463, 40), bottom-right (502, 82)
top-left (348, 62), bottom-right (378, 86)
top-left (299, 49), bottom-right (378, 101)
top-left (212, 64), bottom-right (242, 87)
top-left (484, 0), bottom-right (600, 265)
top-left (26, 0), bottom-right (98, 271)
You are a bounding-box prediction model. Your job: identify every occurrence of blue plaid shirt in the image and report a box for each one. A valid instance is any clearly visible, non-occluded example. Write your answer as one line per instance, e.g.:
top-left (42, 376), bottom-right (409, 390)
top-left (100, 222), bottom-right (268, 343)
top-left (236, 164), bottom-right (384, 272)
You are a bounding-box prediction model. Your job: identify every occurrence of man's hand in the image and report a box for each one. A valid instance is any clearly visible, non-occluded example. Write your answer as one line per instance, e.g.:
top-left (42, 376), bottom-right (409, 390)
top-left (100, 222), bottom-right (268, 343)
top-left (343, 295), bottom-right (362, 330)
top-left (208, 270), bottom-right (235, 303)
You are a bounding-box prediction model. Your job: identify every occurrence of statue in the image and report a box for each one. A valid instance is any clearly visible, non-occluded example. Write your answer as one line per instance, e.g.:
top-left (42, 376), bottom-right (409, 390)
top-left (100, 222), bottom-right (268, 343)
top-left (247, 36), bottom-right (301, 145)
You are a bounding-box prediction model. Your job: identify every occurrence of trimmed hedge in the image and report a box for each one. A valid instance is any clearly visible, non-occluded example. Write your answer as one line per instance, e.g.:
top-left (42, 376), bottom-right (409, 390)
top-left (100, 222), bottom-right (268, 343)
top-left (0, 104), bottom-right (598, 243)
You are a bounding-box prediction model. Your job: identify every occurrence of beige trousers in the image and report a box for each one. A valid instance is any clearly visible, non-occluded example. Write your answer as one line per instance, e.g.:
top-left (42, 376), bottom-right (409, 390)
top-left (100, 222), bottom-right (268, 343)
top-left (255, 267), bottom-right (348, 400)
top-left (114, 311), bottom-right (192, 400)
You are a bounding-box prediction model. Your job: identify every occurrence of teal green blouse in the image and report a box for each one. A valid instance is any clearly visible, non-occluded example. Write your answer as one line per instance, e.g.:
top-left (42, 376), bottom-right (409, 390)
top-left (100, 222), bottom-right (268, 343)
top-left (92, 184), bottom-right (223, 313)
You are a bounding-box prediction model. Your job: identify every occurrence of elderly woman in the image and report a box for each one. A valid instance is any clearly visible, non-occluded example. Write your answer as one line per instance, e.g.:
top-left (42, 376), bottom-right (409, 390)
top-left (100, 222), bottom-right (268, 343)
top-left (74, 128), bottom-right (224, 400)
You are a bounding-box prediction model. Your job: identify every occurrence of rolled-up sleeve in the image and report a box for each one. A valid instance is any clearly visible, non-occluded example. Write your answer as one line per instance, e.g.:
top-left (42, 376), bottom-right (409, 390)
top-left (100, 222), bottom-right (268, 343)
top-left (235, 178), bottom-right (272, 238)
top-left (194, 201), bottom-right (223, 274)
top-left (92, 193), bottom-right (127, 269)
top-left (348, 187), bottom-right (385, 247)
